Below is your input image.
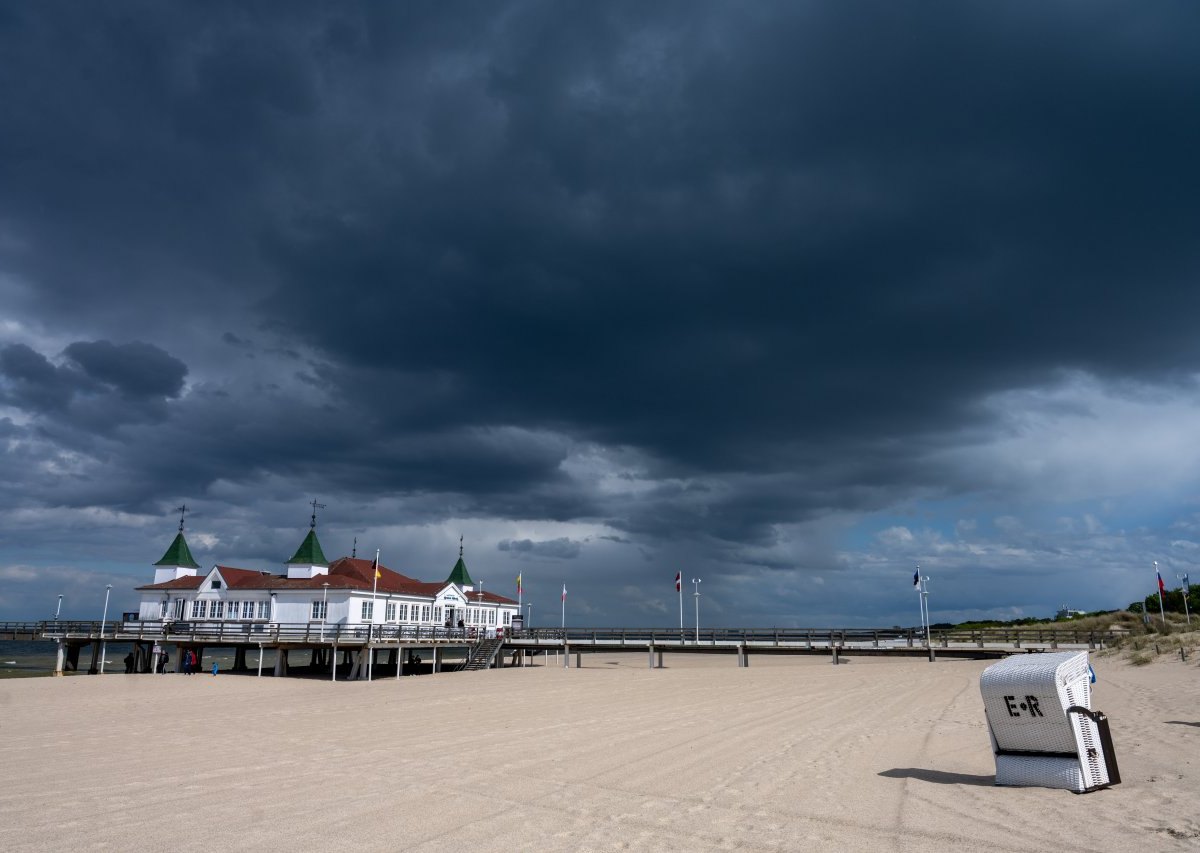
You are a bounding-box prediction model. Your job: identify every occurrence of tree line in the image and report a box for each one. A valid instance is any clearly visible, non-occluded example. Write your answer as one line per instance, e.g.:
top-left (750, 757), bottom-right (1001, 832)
top-left (1128, 583), bottom-right (1198, 616)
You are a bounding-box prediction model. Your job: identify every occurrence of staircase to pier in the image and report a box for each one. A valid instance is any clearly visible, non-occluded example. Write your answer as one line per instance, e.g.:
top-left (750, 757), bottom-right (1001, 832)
top-left (464, 638), bottom-right (504, 671)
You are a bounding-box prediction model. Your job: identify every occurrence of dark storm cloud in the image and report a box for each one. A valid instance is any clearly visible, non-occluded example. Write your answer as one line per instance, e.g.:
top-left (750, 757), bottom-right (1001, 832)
top-left (1, 3), bottom-right (1199, 623)
top-left (498, 538), bottom-right (584, 559)
top-left (255, 2), bottom-right (1200, 484)
top-left (0, 344), bottom-right (83, 412)
top-left (0, 340), bottom-right (187, 440)
top-left (64, 341), bottom-right (187, 399)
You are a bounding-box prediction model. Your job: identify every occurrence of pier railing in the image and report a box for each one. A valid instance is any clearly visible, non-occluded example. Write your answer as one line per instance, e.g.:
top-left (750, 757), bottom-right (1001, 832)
top-left (507, 626), bottom-right (1119, 649)
top-left (1, 620), bottom-right (485, 644)
top-left (0, 620), bottom-right (1120, 649)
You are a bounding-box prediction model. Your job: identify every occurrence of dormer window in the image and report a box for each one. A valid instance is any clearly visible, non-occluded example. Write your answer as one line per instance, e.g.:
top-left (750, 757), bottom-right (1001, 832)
top-left (212, 580), bottom-right (222, 589)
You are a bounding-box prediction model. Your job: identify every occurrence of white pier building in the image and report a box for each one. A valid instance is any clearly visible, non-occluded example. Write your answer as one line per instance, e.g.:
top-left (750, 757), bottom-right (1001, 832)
top-left (136, 518), bottom-right (519, 637)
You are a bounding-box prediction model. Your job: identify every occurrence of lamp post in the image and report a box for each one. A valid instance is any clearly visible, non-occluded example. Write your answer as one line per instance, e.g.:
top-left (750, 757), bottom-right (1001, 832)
top-left (915, 565), bottom-right (926, 645)
top-left (692, 578), bottom-right (702, 644)
top-left (99, 584), bottom-right (112, 674)
top-left (1178, 573), bottom-right (1191, 627)
top-left (919, 574), bottom-right (931, 647)
top-left (526, 602), bottom-right (532, 629)
top-left (477, 582), bottom-right (485, 637)
top-left (320, 581), bottom-right (330, 642)
top-left (54, 594), bottom-right (63, 623)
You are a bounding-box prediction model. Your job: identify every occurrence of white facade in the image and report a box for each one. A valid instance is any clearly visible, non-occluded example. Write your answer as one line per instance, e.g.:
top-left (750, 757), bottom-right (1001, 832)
top-left (138, 562), bottom-right (518, 635)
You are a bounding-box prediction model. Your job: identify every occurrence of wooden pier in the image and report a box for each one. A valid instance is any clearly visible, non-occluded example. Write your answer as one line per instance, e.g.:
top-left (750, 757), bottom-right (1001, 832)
top-left (1, 621), bottom-right (1114, 677)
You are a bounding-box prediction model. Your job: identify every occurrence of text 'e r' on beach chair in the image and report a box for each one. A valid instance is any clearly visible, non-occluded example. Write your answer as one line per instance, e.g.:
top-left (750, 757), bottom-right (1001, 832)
top-left (979, 650), bottom-right (1120, 793)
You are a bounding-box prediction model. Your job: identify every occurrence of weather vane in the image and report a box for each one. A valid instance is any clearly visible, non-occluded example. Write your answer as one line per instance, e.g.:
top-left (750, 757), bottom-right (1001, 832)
top-left (175, 504), bottom-right (189, 533)
top-left (309, 499), bottom-right (326, 530)
top-left (352, 536), bottom-right (358, 558)
top-left (459, 534), bottom-right (464, 559)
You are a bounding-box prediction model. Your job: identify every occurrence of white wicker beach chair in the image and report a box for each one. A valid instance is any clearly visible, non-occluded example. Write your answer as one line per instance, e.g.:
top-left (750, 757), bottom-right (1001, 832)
top-left (979, 651), bottom-right (1120, 793)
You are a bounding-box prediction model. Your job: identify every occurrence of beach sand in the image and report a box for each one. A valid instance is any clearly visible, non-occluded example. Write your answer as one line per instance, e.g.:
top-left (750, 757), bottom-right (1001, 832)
top-left (0, 651), bottom-right (1196, 852)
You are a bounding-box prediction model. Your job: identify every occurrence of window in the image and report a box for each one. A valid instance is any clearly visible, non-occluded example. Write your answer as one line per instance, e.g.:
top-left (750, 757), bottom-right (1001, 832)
top-left (503, 611), bottom-right (510, 625)
top-left (386, 602), bottom-right (396, 621)
top-left (488, 609), bottom-right (495, 625)
top-left (312, 600), bottom-right (327, 620)
top-left (257, 601), bottom-right (269, 619)
top-left (160, 601), bottom-right (169, 618)
top-left (243, 601), bottom-right (255, 619)
top-left (190, 600), bottom-right (207, 619)
top-left (227, 601), bottom-right (238, 619)
top-left (212, 601), bottom-right (225, 619)
top-left (433, 606), bottom-right (442, 624)
top-left (212, 580), bottom-right (222, 590)
top-left (361, 601), bottom-right (374, 621)
top-left (421, 605), bottom-right (431, 622)
top-left (398, 603), bottom-right (409, 621)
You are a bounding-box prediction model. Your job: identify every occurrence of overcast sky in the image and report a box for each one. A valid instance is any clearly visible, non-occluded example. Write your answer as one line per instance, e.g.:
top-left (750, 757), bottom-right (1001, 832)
top-left (2, 3), bottom-right (1199, 626)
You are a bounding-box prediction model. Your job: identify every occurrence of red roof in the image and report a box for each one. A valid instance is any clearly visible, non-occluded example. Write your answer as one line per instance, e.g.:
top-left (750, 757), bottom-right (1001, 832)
top-left (137, 556), bottom-right (516, 604)
top-left (138, 575), bottom-right (204, 591)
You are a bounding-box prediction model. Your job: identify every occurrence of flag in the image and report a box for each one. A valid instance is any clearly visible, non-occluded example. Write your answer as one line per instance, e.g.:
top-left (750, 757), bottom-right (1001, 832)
top-left (675, 571), bottom-right (681, 592)
top-left (913, 569), bottom-right (920, 589)
top-left (516, 573), bottom-right (523, 594)
top-left (1157, 570), bottom-right (1166, 596)
top-left (373, 554), bottom-right (381, 580)
top-left (562, 583), bottom-right (567, 602)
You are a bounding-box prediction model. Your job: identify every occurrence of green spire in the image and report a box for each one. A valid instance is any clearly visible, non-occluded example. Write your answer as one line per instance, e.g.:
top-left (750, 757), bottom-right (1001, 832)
top-left (154, 532), bottom-right (200, 569)
top-left (287, 528), bottom-right (328, 565)
top-left (446, 536), bottom-right (473, 586)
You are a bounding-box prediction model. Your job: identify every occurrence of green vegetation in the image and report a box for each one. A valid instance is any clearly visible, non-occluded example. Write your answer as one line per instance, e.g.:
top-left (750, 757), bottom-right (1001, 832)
top-left (952, 610), bottom-right (1119, 632)
top-left (1129, 584), bottom-right (1199, 617)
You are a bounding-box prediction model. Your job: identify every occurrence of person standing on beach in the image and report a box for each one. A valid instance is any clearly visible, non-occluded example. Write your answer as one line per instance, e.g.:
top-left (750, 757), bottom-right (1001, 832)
top-left (182, 649), bottom-right (192, 675)
top-left (211, 661), bottom-right (218, 677)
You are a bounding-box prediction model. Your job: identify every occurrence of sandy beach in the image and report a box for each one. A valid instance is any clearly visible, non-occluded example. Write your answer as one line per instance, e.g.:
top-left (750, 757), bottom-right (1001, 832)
top-left (0, 651), bottom-right (1196, 852)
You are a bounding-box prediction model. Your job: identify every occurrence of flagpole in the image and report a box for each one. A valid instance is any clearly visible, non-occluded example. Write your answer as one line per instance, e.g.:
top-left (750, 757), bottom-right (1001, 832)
top-left (561, 584), bottom-right (566, 632)
top-left (370, 549), bottom-right (380, 681)
top-left (372, 548), bottom-right (380, 615)
top-left (1155, 561), bottom-right (1166, 626)
top-left (677, 572), bottom-right (683, 632)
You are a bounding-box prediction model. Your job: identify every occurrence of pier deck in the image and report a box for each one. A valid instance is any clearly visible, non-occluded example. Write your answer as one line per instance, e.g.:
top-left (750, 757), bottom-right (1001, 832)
top-left (1, 620), bottom-right (1114, 675)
